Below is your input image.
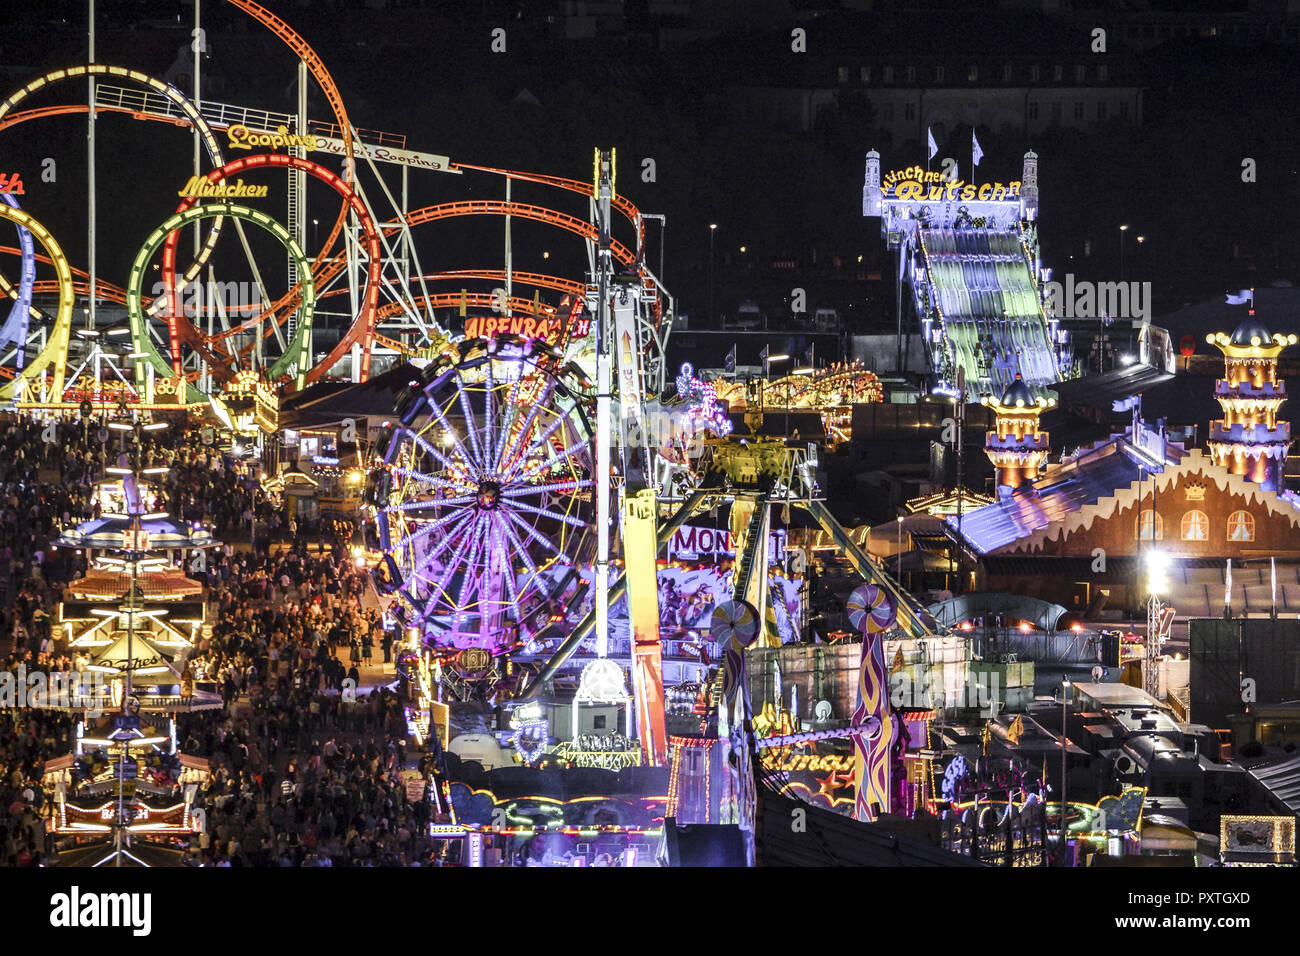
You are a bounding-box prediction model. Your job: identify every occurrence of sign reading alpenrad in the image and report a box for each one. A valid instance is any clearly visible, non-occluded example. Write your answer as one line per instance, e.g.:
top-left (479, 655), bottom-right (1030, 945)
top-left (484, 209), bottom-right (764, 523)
top-left (882, 167), bottom-right (1021, 202)
top-left (464, 314), bottom-right (591, 343)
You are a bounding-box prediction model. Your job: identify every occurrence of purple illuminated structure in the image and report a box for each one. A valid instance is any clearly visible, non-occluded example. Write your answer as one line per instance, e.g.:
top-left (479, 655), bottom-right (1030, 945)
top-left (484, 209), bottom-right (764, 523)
top-left (373, 337), bottom-right (595, 653)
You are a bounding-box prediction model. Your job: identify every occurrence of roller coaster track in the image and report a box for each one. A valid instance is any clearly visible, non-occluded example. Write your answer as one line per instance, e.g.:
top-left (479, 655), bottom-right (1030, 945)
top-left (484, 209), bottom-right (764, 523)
top-left (404, 201), bottom-right (636, 267)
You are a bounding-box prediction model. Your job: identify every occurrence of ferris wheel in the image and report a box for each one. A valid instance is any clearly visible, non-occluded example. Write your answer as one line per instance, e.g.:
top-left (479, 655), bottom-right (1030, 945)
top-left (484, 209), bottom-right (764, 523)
top-left (372, 336), bottom-right (595, 653)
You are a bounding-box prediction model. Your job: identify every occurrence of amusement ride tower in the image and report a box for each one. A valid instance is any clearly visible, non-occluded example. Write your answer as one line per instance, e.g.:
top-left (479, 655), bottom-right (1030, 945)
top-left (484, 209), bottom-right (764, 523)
top-left (46, 415), bottom-right (220, 865)
top-left (1207, 312), bottom-right (1297, 491)
top-left (981, 374), bottom-right (1056, 498)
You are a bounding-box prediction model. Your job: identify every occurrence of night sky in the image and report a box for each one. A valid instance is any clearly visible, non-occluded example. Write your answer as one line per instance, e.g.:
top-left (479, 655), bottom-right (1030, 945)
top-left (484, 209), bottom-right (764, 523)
top-left (2, 1), bottom-right (1298, 327)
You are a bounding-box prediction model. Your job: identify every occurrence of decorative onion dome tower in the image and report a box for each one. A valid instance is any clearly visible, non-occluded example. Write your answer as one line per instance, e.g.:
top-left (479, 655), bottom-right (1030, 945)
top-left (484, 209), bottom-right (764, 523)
top-left (981, 374), bottom-right (1056, 498)
top-left (1206, 314), bottom-right (1297, 491)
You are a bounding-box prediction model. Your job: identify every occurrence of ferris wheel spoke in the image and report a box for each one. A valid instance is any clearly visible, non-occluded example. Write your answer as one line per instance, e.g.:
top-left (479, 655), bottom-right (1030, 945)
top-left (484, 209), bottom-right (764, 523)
top-left (383, 493), bottom-right (479, 514)
top-left (420, 401), bottom-right (480, 479)
top-left (447, 516), bottom-right (488, 638)
top-left (495, 392), bottom-right (547, 475)
top-left (513, 438), bottom-right (589, 484)
top-left (500, 478), bottom-right (593, 498)
top-left (502, 507), bottom-right (569, 559)
top-left (487, 515), bottom-right (521, 607)
top-left (455, 378), bottom-right (488, 474)
top-left (388, 465), bottom-right (471, 496)
top-left (508, 499), bottom-right (587, 529)
top-left (399, 426), bottom-right (474, 481)
top-left (496, 510), bottom-right (544, 581)
top-left (401, 509), bottom-right (478, 580)
top-left (500, 409), bottom-right (577, 477)
top-left (483, 358), bottom-right (497, 470)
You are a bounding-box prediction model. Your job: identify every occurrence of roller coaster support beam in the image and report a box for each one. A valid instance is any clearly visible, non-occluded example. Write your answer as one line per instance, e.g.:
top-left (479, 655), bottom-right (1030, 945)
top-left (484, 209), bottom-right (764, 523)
top-left (624, 488), bottom-right (666, 766)
top-left (593, 148), bottom-right (615, 659)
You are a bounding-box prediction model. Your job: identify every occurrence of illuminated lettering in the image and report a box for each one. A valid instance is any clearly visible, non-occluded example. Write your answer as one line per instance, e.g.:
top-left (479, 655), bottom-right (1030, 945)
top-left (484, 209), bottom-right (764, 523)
top-left (760, 752), bottom-right (855, 773)
top-left (881, 170), bottom-right (1021, 203)
top-left (178, 176), bottom-right (270, 199)
top-left (463, 314), bottom-right (581, 344)
top-left (227, 123), bottom-right (321, 153)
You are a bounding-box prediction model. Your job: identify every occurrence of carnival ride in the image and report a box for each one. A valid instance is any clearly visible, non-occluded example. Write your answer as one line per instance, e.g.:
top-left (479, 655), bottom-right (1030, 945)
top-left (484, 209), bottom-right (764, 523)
top-left (710, 360), bottom-right (882, 444)
top-left (0, 2), bottom-right (989, 862)
top-left (372, 336), bottom-right (595, 654)
top-left (863, 150), bottom-right (1067, 401)
top-left (0, 1), bottom-right (670, 417)
top-left (39, 415), bottom-right (218, 865)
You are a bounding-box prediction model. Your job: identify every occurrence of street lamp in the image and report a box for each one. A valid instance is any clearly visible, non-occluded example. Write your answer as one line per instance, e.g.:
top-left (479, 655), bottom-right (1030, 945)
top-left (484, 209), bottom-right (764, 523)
top-left (708, 223), bottom-right (718, 324)
top-left (1119, 224), bottom-right (1129, 282)
top-left (896, 515), bottom-right (905, 586)
top-left (1058, 675), bottom-right (1073, 866)
top-left (1144, 548), bottom-right (1169, 698)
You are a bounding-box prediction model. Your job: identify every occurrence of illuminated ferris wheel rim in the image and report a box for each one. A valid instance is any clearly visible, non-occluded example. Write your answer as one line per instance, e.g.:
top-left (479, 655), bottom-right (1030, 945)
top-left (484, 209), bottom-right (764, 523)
top-left (375, 336), bottom-right (596, 652)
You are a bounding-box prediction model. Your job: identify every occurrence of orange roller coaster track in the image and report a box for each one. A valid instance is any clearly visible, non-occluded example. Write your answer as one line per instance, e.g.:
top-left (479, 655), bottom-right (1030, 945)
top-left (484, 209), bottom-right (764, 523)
top-left (418, 270), bottom-right (587, 298)
top-left (405, 201), bottom-right (636, 267)
top-left (159, 153), bottom-right (381, 385)
top-left (453, 162), bottom-right (645, 253)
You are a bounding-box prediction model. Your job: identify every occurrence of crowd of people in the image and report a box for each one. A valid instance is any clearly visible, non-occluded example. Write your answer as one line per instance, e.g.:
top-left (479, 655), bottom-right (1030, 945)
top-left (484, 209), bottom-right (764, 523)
top-left (0, 709), bottom-right (71, 867)
top-left (0, 410), bottom-right (454, 866)
top-left (175, 707), bottom-right (439, 866)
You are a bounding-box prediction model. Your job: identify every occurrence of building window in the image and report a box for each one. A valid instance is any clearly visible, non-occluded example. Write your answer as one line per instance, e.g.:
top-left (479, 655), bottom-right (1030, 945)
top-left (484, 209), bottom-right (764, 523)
top-left (883, 66), bottom-right (894, 83)
top-left (1075, 64), bottom-right (1086, 83)
top-left (860, 65), bottom-right (871, 83)
top-left (1073, 101), bottom-right (1085, 120)
top-left (1228, 510), bottom-right (1255, 542)
top-left (904, 65), bottom-right (915, 83)
top-left (1119, 100), bottom-right (1129, 119)
top-left (1136, 510), bottom-right (1164, 541)
top-left (1002, 64), bottom-right (1012, 82)
top-left (1030, 64), bottom-right (1041, 82)
top-left (884, 103), bottom-right (894, 121)
top-left (1181, 510), bottom-right (1209, 541)
top-left (1097, 64), bottom-right (1108, 82)
top-left (934, 65), bottom-right (945, 83)
top-left (1053, 64), bottom-right (1064, 82)
top-left (904, 102), bottom-right (916, 121)
top-left (968, 65), bottom-right (978, 82)
top-left (1097, 101), bottom-right (1108, 120)
top-left (837, 66), bottom-right (849, 84)
top-left (1051, 101), bottom-right (1062, 121)
top-left (1028, 101), bottom-right (1039, 120)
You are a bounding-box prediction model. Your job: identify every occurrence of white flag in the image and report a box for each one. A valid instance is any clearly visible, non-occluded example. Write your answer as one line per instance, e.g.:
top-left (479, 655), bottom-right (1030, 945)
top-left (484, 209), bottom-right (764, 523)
top-left (1224, 288), bottom-right (1253, 305)
top-left (927, 127), bottom-right (938, 161)
top-left (971, 130), bottom-right (984, 167)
